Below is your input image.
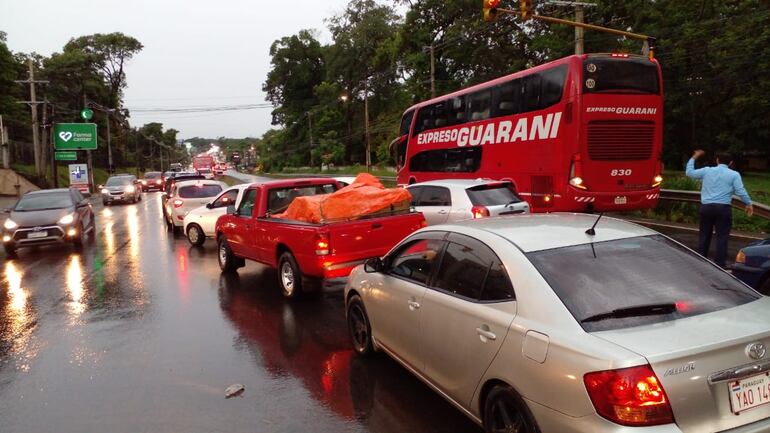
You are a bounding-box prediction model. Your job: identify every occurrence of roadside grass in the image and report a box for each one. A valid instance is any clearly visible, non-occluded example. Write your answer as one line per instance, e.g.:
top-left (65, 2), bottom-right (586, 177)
top-left (663, 170), bottom-right (769, 205)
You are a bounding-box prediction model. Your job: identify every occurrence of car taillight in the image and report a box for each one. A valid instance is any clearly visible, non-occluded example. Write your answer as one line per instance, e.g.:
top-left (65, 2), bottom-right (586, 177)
top-left (315, 233), bottom-right (330, 256)
top-left (173, 199), bottom-right (184, 208)
top-left (471, 206), bottom-right (490, 219)
top-left (584, 365), bottom-right (674, 427)
top-left (736, 249), bottom-right (746, 264)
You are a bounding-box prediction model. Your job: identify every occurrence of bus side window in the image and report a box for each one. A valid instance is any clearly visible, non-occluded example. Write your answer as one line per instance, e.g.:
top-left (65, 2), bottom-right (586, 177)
top-left (448, 97), bottom-right (466, 126)
top-left (541, 65), bottom-right (568, 108)
top-left (468, 90), bottom-right (492, 122)
top-left (496, 78), bottom-right (521, 117)
top-left (414, 107), bottom-right (433, 135)
top-left (522, 74), bottom-right (542, 113)
top-left (400, 110), bottom-right (415, 137)
top-left (432, 101), bottom-right (449, 129)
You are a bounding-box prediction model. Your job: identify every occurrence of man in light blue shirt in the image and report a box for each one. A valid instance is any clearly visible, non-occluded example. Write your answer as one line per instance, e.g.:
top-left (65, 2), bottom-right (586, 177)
top-left (686, 150), bottom-right (754, 267)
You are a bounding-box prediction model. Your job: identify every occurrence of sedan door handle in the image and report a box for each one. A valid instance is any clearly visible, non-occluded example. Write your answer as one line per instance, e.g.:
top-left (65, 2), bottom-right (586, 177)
top-left (476, 327), bottom-right (497, 341)
top-left (407, 300), bottom-right (421, 311)
top-left (437, 210), bottom-right (448, 215)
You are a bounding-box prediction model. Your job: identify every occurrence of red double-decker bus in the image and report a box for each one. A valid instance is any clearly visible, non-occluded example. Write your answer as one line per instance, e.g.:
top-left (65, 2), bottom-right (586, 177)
top-left (391, 53), bottom-right (664, 212)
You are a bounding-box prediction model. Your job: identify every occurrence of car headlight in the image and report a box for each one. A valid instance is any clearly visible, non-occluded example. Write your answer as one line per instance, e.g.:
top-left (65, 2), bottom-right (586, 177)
top-left (141, 180), bottom-right (147, 185)
top-left (4, 219), bottom-right (18, 230)
top-left (736, 249), bottom-right (746, 264)
top-left (58, 213), bottom-right (75, 225)
top-left (125, 185), bottom-right (136, 193)
top-left (101, 188), bottom-right (109, 194)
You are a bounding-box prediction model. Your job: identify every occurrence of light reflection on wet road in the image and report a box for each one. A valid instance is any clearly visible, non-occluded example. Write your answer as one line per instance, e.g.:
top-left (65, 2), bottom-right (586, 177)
top-left (0, 193), bottom-right (478, 433)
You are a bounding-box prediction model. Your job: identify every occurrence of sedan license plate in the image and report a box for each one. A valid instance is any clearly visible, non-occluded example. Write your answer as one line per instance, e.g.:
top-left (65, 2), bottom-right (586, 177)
top-left (614, 196), bottom-right (627, 205)
top-left (730, 373), bottom-right (770, 414)
top-left (28, 231), bottom-right (47, 239)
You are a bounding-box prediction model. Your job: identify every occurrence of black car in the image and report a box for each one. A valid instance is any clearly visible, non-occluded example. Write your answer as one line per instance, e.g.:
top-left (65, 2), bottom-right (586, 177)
top-left (2, 188), bottom-right (94, 255)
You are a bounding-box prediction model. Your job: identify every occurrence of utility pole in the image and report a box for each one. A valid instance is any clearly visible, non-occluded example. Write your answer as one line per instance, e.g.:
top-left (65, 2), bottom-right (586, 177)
top-left (575, 5), bottom-right (584, 54)
top-left (307, 111), bottom-right (314, 168)
top-left (364, 85), bottom-right (371, 172)
top-left (106, 111), bottom-right (113, 174)
top-left (423, 44), bottom-right (436, 98)
top-left (84, 94), bottom-right (95, 192)
top-left (15, 59), bottom-right (49, 179)
top-left (0, 115), bottom-right (8, 169)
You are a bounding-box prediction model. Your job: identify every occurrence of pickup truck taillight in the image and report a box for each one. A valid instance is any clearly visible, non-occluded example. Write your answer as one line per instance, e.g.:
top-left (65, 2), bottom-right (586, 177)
top-left (315, 233), bottom-right (330, 256)
top-left (584, 365), bottom-right (674, 427)
top-left (173, 199), bottom-right (184, 208)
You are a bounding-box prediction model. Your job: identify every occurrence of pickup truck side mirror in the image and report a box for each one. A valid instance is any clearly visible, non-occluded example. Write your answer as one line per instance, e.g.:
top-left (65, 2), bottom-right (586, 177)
top-left (226, 205), bottom-right (237, 215)
top-left (364, 257), bottom-right (384, 273)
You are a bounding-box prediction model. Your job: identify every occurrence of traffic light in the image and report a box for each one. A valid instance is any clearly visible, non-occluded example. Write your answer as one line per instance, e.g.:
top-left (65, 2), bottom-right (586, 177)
top-left (520, 0), bottom-right (533, 20)
top-left (483, 0), bottom-right (500, 22)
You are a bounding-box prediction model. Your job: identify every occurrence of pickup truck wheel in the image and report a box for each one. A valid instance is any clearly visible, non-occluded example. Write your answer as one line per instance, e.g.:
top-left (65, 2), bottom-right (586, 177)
top-left (218, 237), bottom-right (239, 273)
top-left (278, 252), bottom-right (303, 299)
top-left (187, 224), bottom-right (205, 246)
top-left (347, 295), bottom-right (374, 356)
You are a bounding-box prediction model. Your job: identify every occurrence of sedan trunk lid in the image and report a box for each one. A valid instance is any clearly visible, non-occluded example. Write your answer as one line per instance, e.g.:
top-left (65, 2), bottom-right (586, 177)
top-left (594, 297), bottom-right (770, 432)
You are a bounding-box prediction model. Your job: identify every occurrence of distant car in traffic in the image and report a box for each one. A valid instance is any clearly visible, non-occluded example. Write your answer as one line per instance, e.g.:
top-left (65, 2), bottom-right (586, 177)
top-left (345, 214), bottom-right (770, 433)
top-left (183, 184), bottom-right (249, 246)
top-left (141, 171), bottom-right (164, 192)
top-left (2, 188), bottom-right (94, 255)
top-left (406, 179), bottom-right (529, 225)
top-left (334, 176), bottom-right (358, 187)
top-left (734, 238), bottom-right (770, 294)
top-left (101, 175), bottom-right (141, 205)
top-left (197, 168), bottom-right (215, 180)
top-left (164, 179), bottom-right (228, 233)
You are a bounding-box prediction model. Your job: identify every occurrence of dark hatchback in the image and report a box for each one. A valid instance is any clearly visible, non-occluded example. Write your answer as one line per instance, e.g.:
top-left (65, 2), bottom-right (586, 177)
top-left (734, 238), bottom-right (770, 294)
top-left (142, 171), bottom-right (164, 191)
top-left (2, 188), bottom-right (94, 255)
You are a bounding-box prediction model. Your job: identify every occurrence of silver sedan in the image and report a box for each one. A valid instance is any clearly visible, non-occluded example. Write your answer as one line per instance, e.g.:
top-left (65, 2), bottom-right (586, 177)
top-left (345, 214), bottom-right (770, 433)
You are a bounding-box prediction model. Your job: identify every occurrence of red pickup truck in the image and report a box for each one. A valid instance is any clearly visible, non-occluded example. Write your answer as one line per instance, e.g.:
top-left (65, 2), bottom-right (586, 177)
top-left (215, 178), bottom-right (426, 298)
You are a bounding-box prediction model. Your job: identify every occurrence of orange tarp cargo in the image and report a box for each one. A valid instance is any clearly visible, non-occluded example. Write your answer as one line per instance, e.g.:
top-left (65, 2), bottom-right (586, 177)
top-left (275, 173), bottom-right (412, 223)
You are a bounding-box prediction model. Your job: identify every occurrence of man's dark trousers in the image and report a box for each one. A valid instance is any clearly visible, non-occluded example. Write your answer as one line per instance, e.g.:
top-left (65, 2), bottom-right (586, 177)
top-left (698, 203), bottom-right (732, 267)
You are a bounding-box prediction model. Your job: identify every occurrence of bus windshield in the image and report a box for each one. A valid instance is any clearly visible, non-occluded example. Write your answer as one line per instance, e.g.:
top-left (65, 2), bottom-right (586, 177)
top-left (583, 57), bottom-right (659, 94)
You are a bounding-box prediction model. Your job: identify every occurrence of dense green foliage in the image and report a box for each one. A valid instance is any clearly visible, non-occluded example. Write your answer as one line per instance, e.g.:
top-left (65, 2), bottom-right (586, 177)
top-left (0, 32), bottom-right (184, 185)
top-left (260, 0), bottom-right (770, 170)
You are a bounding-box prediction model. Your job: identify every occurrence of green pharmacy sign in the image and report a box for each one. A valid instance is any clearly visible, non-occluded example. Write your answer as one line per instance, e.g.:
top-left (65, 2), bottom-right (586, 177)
top-left (54, 123), bottom-right (98, 150)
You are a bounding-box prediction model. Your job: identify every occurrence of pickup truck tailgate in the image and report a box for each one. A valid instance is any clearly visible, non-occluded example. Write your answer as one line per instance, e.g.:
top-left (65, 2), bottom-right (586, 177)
top-left (323, 212), bottom-right (425, 278)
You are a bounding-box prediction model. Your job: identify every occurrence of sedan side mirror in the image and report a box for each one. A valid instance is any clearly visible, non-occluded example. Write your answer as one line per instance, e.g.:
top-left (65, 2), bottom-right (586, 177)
top-left (206, 202), bottom-right (214, 209)
top-left (364, 257), bottom-right (383, 273)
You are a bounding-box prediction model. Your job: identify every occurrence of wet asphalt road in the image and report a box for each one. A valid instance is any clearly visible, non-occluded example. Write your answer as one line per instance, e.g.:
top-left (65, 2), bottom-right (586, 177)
top-left (0, 189), bottom-right (761, 433)
top-left (0, 192), bottom-right (480, 433)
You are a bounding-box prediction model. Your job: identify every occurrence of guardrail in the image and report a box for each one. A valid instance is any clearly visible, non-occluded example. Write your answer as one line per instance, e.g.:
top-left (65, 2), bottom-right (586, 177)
top-left (660, 189), bottom-right (770, 221)
top-left (261, 173), bottom-right (770, 221)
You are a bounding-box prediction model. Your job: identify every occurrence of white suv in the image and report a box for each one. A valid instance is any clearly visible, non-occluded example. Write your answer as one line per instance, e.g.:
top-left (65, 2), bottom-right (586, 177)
top-left (164, 179), bottom-right (228, 233)
top-left (406, 179), bottom-right (529, 226)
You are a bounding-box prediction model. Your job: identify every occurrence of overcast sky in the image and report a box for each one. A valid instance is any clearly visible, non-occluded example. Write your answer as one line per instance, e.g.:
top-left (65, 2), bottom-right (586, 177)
top-left (0, 0), bottom-right (364, 140)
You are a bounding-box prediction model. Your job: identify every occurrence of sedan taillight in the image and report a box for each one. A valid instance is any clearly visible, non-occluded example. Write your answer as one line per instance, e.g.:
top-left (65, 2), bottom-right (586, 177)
top-left (584, 364), bottom-right (674, 427)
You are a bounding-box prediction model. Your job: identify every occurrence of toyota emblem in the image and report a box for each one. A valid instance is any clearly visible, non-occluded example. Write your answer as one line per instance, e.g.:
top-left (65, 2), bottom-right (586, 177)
top-left (747, 342), bottom-right (767, 360)
top-left (33, 226), bottom-right (43, 232)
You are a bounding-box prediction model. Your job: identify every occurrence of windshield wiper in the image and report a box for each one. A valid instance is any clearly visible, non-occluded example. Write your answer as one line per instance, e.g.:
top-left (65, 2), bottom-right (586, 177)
top-left (580, 303), bottom-right (677, 324)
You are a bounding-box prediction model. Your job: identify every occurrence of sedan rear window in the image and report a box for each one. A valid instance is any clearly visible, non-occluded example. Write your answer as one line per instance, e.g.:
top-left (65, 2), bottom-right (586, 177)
top-left (178, 185), bottom-right (223, 199)
top-left (527, 235), bottom-right (759, 332)
top-left (466, 184), bottom-right (521, 206)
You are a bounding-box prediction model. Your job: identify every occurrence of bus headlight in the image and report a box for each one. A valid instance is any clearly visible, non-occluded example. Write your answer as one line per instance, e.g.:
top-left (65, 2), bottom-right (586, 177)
top-left (652, 175), bottom-right (664, 188)
top-left (569, 177), bottom-right (587, 190)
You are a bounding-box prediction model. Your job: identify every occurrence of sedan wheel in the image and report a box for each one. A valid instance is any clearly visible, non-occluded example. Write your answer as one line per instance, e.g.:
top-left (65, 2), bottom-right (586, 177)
top-left (347, 295), bottom-right (374, 356)
top-left (484, 385), bottom-right (539, 433)
top-left (186, 224), bottom-right (205, 246)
